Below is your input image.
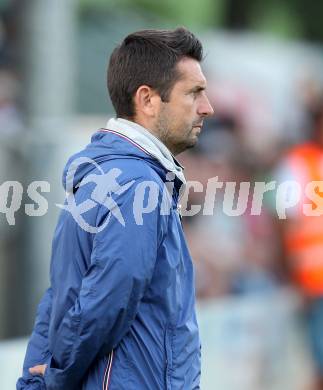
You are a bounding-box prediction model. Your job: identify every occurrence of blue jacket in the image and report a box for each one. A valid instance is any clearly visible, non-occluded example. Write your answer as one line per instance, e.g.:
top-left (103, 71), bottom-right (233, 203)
top-left (17, 128), bottom-right (201, 389)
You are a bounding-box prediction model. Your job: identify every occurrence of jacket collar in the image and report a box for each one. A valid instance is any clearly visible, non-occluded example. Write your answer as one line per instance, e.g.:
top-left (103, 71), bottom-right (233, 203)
top-left (106, 117), bottom-right (186, 187)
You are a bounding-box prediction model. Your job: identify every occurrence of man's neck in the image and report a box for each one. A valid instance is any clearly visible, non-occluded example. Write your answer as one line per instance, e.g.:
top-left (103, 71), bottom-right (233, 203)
top-left (121, 116), bottom-right (175, 155)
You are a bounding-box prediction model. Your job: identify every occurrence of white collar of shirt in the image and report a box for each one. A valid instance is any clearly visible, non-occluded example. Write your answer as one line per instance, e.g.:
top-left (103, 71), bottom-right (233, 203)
top-left (106, 117), bottom-right (186, 187)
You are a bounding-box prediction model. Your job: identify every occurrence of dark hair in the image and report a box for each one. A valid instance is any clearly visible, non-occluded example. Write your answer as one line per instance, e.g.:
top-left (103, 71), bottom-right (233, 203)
top-left (107, 27), bottom-right (203, 118)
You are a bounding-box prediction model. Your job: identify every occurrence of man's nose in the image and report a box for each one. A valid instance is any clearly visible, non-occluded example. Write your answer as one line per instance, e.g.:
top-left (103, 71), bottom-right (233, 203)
top-left (197, 95), bottom-right (214, 117)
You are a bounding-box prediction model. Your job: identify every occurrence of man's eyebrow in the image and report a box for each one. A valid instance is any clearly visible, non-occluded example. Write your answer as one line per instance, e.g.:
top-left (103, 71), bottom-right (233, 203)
top-left (188, 85), bottom-right (206, 93)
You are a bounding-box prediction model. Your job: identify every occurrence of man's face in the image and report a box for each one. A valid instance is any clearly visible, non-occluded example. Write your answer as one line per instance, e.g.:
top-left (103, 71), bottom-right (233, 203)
top-left (155, 57), bottom-right (214, 155)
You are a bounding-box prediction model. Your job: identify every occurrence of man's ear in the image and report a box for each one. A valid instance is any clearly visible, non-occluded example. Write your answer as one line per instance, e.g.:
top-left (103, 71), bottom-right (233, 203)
top-left (134, 85), bottom-right (160, 118)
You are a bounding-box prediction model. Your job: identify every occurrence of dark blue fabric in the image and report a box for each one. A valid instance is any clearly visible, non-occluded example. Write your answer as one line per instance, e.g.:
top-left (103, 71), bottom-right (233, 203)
top-left (17, 130), bottom-right (201, 389)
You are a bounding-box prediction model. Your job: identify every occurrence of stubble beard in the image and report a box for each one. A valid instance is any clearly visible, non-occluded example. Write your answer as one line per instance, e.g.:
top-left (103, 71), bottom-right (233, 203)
top-left (156, 109), bottom-right (197, 156)
top-left (156, 111), bottom-right (170, 147)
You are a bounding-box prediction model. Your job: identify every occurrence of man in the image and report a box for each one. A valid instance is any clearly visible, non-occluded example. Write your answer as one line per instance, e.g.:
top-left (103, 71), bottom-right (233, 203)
top-left (17, 27), bottom-right (214, 389)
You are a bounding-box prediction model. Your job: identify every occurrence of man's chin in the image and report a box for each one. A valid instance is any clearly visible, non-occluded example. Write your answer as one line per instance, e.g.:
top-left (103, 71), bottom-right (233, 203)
top-left (191, 131), bottom-right (200, 143)
top-left (184, 137), bottom-right (199, 151)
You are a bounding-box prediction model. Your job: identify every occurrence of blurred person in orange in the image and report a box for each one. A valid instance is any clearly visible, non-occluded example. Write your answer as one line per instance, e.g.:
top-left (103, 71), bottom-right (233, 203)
top-left (274, 99), bottom-right (323, 390)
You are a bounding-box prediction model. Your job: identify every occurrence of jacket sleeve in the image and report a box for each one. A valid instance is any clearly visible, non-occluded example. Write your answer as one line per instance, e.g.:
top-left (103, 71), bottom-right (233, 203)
top-left (16, 288), bottom-right (52, 390)
top-left (44, 178), bottom-right (165, 389)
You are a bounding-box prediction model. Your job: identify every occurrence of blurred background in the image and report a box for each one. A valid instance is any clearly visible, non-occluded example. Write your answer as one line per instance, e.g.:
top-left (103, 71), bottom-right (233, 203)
top-left (1, 0), bottom-right (323, 389)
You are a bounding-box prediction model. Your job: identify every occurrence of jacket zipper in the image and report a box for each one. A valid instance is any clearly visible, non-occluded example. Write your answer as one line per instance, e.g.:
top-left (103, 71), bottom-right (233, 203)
top-left (102, 350), bottom-right (114, 390)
